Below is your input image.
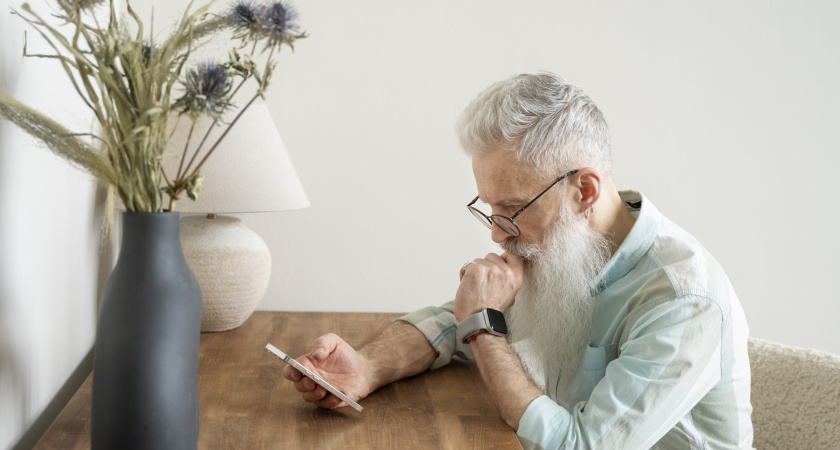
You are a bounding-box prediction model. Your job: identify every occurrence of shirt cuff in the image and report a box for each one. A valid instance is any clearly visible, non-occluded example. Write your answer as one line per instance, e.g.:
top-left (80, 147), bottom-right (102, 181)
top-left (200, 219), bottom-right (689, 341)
top-left (516, 395), bottom-right (571, 450)
top-left (396, 301), bottom-right (474, 369)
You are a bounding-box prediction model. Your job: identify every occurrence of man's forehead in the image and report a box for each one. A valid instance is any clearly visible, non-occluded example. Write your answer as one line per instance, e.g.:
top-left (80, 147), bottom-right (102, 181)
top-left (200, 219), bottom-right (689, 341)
top-left (472, 150), bottom-right (542, 204)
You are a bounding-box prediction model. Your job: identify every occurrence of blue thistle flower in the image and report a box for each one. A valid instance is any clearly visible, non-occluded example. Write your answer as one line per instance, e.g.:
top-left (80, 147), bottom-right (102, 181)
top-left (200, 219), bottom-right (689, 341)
top-left (263, 1), bottom-right (303, 48)
top-left (229, 0), bottom-right (265, 42)
top-left (174, 62), bottom-right (234, 119)
top-left (141, 41), bottom-right (158, 66)
top-left (58, 0), bottom-right (106, 10)
top-left (57, 0), bottom-right (106, 19)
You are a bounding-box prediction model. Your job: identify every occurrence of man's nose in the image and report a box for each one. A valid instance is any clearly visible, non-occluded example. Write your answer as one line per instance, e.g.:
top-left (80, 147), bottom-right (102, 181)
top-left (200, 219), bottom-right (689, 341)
top-left (490, 222), bottom-right (510, 244)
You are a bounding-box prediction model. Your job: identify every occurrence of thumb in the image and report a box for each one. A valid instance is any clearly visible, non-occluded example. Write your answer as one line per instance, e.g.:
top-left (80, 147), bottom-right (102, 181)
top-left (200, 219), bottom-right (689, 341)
top-left (311, 333), bottom-right (342, 361)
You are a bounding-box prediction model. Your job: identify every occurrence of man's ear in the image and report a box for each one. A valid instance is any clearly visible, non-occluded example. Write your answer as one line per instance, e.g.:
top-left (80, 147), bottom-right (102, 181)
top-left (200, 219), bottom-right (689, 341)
top-left (572, 168), bottom-right (601, 215)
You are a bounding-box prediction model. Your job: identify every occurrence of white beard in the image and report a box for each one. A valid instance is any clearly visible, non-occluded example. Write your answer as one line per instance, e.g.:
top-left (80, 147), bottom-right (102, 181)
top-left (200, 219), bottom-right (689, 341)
top-left (501, 205), bottom-right (612, 410)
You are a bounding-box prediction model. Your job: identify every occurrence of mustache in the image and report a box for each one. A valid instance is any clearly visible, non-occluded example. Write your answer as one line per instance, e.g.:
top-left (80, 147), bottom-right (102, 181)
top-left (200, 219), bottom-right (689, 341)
top-left (500, 238), bottom-right (540, 260)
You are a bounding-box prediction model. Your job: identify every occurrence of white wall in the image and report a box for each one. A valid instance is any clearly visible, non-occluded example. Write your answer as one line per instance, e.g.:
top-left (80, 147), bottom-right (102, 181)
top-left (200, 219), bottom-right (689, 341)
top-left (2, 0), bottom-right (839, 446)
top-left (0, 1), bottom-right (107, 448)
top-left (250, 0), bottom-right (840, 355)
top-left (137, 0), bottom-right (840, 349)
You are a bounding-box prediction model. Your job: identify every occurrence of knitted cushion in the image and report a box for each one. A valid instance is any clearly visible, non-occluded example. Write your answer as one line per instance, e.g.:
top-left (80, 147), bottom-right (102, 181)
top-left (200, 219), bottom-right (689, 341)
top-left (749, 337), bottom-right (840, 450)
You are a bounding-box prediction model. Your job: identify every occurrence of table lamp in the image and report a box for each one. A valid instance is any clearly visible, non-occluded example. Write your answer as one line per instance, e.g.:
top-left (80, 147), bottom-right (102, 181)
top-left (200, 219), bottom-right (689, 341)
top-left (163, 103), bottom-right (309, 332)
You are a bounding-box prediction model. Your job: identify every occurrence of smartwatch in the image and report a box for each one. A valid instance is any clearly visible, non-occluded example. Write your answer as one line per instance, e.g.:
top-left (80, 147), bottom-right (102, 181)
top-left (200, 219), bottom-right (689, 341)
top-left (456, 308), bottom-right (508, 344)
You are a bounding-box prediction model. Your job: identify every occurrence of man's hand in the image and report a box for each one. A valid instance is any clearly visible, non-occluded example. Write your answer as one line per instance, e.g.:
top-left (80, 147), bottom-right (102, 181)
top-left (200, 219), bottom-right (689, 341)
top-left (282, 333), bottom-right (373, 409)
top-left (455, 252), bottom-right (524, 322)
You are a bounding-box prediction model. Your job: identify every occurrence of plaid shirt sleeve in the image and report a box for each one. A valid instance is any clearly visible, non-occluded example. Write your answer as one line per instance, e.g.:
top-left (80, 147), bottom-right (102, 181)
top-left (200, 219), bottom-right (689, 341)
top-left (397, 301), bottom-right (475, 369)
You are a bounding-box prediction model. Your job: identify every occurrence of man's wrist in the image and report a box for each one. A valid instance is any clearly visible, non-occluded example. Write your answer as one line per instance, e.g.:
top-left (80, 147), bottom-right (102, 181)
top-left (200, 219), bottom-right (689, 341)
top-left (355, 350), bottom-right (380, 392)
top-left (455, 304), bottom-right (505, 323)
top-left (457, 308), bottom-right (508, 344)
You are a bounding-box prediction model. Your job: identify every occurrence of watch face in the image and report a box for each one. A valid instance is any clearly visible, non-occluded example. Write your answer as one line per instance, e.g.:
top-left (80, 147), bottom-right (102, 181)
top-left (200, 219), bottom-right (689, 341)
top-left (486, 308), bottom-right (508, 335)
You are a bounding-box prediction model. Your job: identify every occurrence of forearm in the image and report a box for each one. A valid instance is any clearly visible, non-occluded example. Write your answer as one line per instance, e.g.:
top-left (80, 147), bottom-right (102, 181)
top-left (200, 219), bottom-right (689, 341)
top-left (358, 320), bottom-right (437, 392)
top-left (470, 332), bottom-right (543, 430)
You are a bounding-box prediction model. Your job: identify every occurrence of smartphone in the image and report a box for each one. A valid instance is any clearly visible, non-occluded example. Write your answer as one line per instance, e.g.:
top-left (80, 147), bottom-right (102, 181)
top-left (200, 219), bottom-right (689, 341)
top-left (265, 343), bottom-right (364, 412)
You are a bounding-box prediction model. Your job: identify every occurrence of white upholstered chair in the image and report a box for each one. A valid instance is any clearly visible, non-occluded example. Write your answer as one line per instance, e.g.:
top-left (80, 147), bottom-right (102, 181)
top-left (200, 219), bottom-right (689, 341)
top-left (748, 337), bottom-right (840, 449)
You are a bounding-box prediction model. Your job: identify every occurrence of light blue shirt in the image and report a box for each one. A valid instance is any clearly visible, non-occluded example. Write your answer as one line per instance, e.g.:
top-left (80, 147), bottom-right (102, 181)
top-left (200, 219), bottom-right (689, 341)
top-left (400, 191), bottom-right (754, 449)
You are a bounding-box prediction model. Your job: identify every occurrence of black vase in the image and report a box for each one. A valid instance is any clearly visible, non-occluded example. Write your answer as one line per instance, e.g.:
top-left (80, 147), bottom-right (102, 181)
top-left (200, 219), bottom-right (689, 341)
top-left (91, 211), bottom-right (202, 449)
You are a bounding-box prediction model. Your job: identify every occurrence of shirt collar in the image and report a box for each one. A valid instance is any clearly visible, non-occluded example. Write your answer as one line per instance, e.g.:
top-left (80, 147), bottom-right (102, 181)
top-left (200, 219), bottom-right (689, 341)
top-left (589, 190), bottom-right (661, 295)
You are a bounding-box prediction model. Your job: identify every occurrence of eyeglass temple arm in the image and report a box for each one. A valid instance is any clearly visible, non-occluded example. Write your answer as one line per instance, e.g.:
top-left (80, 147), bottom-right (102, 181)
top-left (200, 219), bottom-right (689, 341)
top-left (509, 169), bottom-right (579, 220)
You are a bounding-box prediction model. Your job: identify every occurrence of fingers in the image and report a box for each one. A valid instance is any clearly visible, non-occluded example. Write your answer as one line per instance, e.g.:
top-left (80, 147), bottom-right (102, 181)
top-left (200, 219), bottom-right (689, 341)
top-left (500, 252), bottom-right (525, 279)
top-left (461, 253), bottom-right (518, 275)
top-left (460, 260), bottom-right (478, 281)
top-left (293, 377), bottom-right (346, 409)
top-left (500, 252), bottom-right (524, 270)
top-left (285, 361), bottom-right (318, 395)
top-left (483, 253), bottom-right (506, 267)
top-left (317, 394), bottom-right (346, 409)
top-left (291, 372), bottom-right (329, 403)
top-left (301, 383), bottom-right (349, 409)
top-left (292, 375), bottom-right (316, 392)
top-left (282, 364), bottom-right (302, 382)
top-left (461, 256), bottom-right (494, 276)
top-left (300, 384), bottom-right (327, 403)
top-left (310, 333), bottom-right (342, 361)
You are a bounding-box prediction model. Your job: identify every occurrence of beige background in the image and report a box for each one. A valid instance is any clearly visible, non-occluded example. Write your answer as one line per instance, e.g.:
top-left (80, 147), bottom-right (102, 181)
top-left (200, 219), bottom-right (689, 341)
top-left (2, 1), bottom-right (839, 447)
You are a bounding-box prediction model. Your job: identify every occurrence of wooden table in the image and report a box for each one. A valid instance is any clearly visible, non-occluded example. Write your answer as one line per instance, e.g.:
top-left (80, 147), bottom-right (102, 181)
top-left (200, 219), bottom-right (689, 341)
top-left (36, 311), bottom-right (522, 449)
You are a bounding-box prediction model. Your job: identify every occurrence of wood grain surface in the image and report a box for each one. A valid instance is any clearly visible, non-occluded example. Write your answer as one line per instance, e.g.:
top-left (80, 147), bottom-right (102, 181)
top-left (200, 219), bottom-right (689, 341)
top-left (36, 311), bottom-right (522, 449)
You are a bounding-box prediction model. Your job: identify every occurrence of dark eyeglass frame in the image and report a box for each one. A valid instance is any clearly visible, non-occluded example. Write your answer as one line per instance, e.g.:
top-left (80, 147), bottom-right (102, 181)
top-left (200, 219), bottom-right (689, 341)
top-left (467, 169), bottom-right (579, 237)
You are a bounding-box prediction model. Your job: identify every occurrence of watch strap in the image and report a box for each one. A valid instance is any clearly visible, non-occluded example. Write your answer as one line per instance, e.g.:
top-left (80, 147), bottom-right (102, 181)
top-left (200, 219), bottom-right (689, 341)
top-left (457, 310), bottom-right (489, 344)
top-left (466, 330), bottom-right (487, 344)
top-left (457, 309), bottom-right (506, 344)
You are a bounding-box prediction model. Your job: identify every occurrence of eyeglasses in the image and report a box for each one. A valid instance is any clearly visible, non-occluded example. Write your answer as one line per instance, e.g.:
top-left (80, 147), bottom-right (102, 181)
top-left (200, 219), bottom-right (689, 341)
top-left (467, 169), bottom-right (579, 237)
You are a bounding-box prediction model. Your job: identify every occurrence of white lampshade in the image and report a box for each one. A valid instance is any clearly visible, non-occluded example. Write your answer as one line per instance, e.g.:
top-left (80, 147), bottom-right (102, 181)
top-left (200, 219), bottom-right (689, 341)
top-left (162, 103), bottom-right (309, 213)
top-left (156, 103), bottom-right (308, 332)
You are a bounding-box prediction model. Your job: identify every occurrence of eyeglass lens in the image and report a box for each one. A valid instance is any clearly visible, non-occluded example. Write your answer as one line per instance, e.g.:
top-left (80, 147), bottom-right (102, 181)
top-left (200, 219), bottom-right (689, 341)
top-left (469, 207), bottom-right (492, 228)
top-left (490, 216), bottom-right (519, 236)
top-left (469, 201), bottom-right (521, 236)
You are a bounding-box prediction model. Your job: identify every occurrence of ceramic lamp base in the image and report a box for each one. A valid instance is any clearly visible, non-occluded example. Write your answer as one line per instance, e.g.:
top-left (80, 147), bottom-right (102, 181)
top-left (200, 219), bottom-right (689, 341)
top-left (180, 215), bottom-right (271, 332)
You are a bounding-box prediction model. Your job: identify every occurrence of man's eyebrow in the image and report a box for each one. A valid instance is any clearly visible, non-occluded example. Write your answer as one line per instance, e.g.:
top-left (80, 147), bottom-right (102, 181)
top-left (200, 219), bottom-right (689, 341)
top-left (478, 196), bottom-right (528, 206)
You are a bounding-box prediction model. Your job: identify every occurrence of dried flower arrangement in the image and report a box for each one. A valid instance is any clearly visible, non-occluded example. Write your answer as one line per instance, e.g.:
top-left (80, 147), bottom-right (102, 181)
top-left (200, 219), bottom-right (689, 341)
top-left (0, 0), bottom-right (305, 215)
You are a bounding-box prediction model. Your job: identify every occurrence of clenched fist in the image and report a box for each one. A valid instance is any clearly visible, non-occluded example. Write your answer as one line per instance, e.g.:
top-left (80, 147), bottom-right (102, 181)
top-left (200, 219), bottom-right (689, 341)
top-left (455, 252), bottom-right (524, 322)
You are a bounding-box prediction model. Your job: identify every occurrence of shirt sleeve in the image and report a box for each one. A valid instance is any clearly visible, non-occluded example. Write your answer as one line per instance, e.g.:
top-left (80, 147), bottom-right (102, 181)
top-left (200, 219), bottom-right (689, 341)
top-left (396, 300), bottom-right (475, 369)
top-left (516, 295), bottom-right (724, 449)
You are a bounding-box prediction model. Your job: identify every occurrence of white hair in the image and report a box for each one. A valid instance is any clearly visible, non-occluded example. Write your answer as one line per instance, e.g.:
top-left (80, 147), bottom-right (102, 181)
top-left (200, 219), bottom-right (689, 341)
top-left (456, 72), bottom-right (612, 179)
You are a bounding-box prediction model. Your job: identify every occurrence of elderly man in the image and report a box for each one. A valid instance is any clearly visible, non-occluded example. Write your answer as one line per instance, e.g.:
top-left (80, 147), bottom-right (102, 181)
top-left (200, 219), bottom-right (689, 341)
top-left (283, 72), bottom-right (753, 449)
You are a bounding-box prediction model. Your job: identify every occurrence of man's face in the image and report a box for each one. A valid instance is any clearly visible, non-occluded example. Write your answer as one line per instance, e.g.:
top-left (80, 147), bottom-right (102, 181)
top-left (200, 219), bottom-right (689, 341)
top-left (471, 146), bottom-right (566, 249)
